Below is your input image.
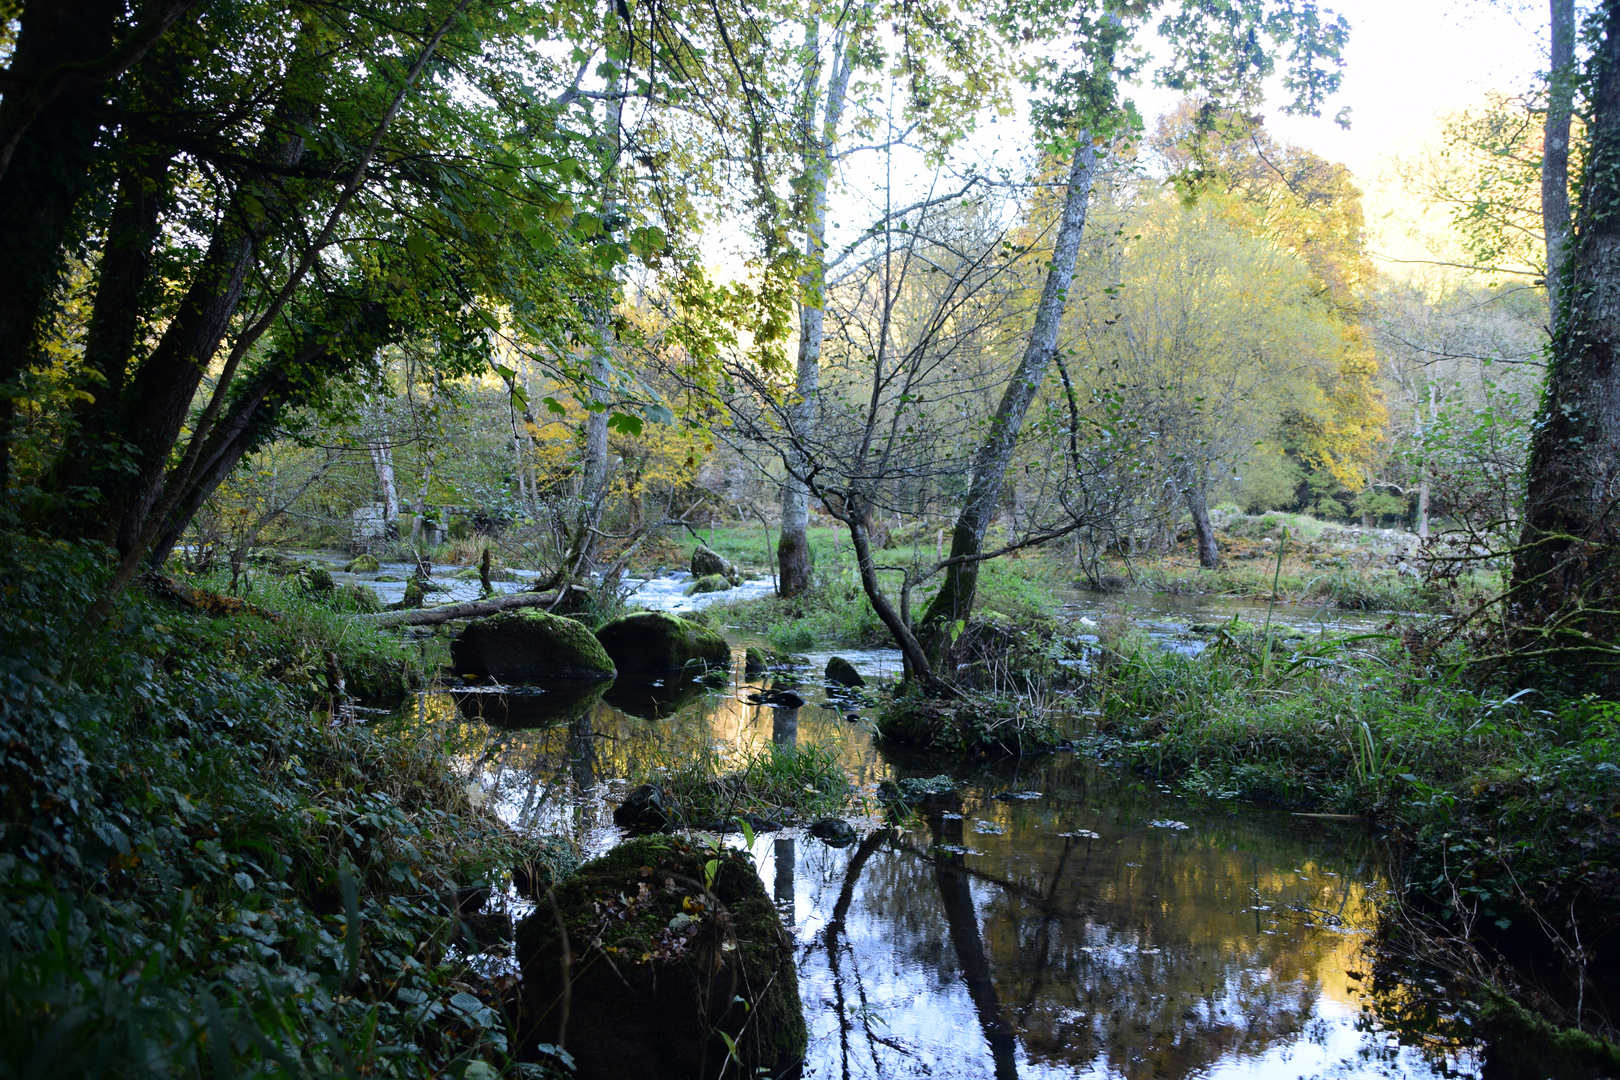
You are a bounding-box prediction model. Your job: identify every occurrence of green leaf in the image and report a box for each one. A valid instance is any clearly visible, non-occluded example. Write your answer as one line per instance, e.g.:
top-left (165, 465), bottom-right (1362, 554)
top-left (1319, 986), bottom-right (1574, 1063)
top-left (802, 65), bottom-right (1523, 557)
top-left (607, 412), bottom-right (644, 437)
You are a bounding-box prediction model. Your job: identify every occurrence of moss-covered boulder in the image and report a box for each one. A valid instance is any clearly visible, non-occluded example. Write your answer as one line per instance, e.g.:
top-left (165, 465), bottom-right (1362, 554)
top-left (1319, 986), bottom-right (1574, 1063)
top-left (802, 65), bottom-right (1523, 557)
top-left (825, 655), bottom-right (865, 687)
top-left (744, 646), bottom-right (769, 675)
top-left (595, 611), bottom-right (730, 674)
top-left (345, 553), bottom-right (381, 573)
top-left (691, 543), bottom-right (734, 579)
top-left (516, 835), bottom-right (805, 1080)
top-left (451, 610), bottom-right (616, 682)
top-left (684, 573), bottom-right (732, 595)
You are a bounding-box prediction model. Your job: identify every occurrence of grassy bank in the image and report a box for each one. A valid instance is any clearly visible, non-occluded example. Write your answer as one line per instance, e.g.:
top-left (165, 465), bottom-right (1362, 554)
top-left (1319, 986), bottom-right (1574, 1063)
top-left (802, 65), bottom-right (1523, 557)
top-left (1, 538), bottom-right (539, 1078)
top-left (1090, 630), bottom-right (1620, 1044)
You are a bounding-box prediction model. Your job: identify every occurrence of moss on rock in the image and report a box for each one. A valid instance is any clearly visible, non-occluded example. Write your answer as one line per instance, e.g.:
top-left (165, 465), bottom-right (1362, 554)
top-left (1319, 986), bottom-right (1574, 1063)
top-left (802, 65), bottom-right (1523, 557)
top-left (451, 609), bottom-right (617, 682)
top-left (516, 834), bottom-right (805, 1079)
top-left (595, 611), bottom-right (730, 674)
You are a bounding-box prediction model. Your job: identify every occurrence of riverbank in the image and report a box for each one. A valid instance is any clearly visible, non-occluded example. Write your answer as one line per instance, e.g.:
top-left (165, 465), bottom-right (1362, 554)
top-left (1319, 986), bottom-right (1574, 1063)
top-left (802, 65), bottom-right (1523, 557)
top-left (0, 538), bottom-right (530, 1078)
top-left (1088, 631), bottom-right (1620, 1056)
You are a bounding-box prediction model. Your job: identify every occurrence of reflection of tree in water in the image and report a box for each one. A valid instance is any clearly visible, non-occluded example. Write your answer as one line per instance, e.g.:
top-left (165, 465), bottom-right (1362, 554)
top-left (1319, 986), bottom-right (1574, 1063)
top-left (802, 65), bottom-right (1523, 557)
top-left (428, 671), bottom-right (889, 849)
top-left (431, 687), bottom-right (1397, 1079)
top-left (812, 752), bottom-right (1383, 1080)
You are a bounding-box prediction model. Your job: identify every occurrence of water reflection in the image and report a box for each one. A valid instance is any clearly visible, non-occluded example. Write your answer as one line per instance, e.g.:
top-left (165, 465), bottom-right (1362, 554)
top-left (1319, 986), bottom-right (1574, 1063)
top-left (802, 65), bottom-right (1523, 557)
top-left (430, 649), bottom-right (1479, 1080)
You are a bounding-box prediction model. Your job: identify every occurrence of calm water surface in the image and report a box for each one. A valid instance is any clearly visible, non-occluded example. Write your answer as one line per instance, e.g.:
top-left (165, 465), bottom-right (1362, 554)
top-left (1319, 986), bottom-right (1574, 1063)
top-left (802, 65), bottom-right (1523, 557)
top-left (428, 640), bottom-right (1479, 1080)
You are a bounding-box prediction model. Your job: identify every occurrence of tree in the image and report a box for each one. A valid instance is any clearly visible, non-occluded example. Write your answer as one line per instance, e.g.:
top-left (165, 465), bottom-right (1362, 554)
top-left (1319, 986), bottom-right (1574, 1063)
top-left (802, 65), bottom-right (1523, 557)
top-left (3, 0), bottom-right (710, 613)
top-left (917, 0), bottom-right (1353, 655)
top-left (1069, 195), bottom-right (1344, 567)
top-left (1510, 0), bottom-right (1620, 680)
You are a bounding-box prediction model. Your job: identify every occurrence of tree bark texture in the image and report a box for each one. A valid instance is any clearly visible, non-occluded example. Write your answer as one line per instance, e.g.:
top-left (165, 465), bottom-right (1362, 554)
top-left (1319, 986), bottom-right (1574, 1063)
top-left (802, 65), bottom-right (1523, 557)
top-left (919, 137), bottom-right (1099, 641)
top-left (1545, 0), bottom-right (1577, 325)
top-left (1185, 481), bottom-right (1219, 568)
top-left (777, 17), bottom-right (856, 597)
top-left (1512, 0), bottom-right (1620, 675)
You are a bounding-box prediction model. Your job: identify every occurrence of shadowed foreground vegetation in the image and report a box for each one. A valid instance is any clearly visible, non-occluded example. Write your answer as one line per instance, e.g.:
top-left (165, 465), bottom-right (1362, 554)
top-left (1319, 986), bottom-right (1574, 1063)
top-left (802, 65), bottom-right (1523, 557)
top-left (0, 538), bottom-right (539, 1078)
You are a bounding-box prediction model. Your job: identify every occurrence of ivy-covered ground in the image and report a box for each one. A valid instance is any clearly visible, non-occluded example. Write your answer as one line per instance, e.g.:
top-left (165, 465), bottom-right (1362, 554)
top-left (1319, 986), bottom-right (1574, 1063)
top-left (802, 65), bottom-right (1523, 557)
top-left (0, 537), bottom-right (548, 1079)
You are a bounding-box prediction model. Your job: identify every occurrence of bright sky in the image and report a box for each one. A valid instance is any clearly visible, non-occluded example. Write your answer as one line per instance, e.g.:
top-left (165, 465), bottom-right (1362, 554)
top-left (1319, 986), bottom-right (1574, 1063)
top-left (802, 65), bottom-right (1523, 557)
top-left (1177, 0), bottom-right (1551, 183)
top-left (734, 0), bottom-right (1557, 282)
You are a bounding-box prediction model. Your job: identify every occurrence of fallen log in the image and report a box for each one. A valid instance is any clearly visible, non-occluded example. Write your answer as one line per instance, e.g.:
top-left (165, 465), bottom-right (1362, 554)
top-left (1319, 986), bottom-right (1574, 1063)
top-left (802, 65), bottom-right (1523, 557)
top-left (365, 589), bottom-right (562, 628)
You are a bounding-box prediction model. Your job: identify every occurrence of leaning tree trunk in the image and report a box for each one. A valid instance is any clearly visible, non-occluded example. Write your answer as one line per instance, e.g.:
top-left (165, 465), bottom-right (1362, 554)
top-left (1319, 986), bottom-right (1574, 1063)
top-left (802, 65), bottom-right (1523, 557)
top-left (1185, 478), bottom-right (1219, 568)
top-left (1511, 0), bottom-right (1620, 679)
top-left (917, 137), bottom-right (1099, 651)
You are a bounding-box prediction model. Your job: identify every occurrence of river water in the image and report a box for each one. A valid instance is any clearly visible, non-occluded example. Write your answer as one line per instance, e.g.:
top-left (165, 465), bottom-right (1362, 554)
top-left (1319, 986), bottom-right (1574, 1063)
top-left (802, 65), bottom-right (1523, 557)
top-left (424, 644), bottom-right (1477, 1080)
top-left (304, 550), bottom-right (1468, 1075)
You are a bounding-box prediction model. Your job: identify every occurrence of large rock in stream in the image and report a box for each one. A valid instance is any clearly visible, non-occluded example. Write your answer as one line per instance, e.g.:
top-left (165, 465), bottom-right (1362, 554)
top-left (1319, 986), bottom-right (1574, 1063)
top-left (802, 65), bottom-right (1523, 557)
top-left (594, 611), bottom-right (730, 675)
top-left (450, 610), bottom-right (616, 682)
top-left (516, 834), bottom-right (805, 1080)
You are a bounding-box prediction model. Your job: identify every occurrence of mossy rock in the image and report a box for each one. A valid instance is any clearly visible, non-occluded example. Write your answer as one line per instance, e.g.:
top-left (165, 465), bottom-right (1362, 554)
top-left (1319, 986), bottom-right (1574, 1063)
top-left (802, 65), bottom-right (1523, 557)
top-left (744, 646), bottom-right (769, 675)
top-left (690, 543), bottom-right (734, 579)
top-left (398, 578), bottom-right (427, 609)
top-left (375, 573), bottom-right (403, 582)
top-left (877, 689), bottom-right (1060, 756)
top-left (824, 655), bottom-right (865, 687)
top-left (345, 553), bottom-right (381, 573)
top-left (684, 573), bottom-right (732, 596)
top-left (332, 583), bottom-right (382, 614)
top-left (595, 611), bottom-right (730, 675)
top-left (516, 835), bottom-right (805, 1080)
top-left (294, 565), bottom-right (336, 596)
top-left (451, 609), bottom-right (617, 682)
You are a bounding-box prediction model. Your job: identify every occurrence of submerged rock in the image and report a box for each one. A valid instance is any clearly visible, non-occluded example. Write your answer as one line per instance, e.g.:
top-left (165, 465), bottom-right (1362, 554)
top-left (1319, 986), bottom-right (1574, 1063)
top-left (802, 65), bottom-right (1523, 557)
top-left (697, 812), bottom-right (783, 833)
top-left (603, 677), bottom-right (708, 721)
top-left (824, 655), bottom-right (865, 687)
top-left (453, 680), bottom-right (611, 727)
top-left (877, 774), bottom-right (958, 809)
top-left (808, 817), bottom-right (857, 846)
top-left (451, 610), bottom-right (617, 682)
top-left (516, 835), bottom-right (805, 1080)
top-left (595, 611), bottom-right (730, 674)
top-left (684, 573), bottom-right (732, 595)
top-left (613, 783), bottom-right (678, 830)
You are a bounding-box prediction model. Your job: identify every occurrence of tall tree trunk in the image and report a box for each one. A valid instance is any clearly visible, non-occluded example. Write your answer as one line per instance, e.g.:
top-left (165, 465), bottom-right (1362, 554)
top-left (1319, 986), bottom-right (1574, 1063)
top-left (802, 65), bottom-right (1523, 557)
top-left (1545, 0), bottom-right (1577, 325)
top-left (49, 143), bottom-right (174, 532)
top-left (98, 33), bottom-right (323, 551)
top-left (1511, 0), bottom-right (1620, 678)
top-left (0, 0), bottom-right (122, 487)
top-left (777, 17), bottom-right (857, 597)
top-left (1186, 480), bottom-right (1219, 568)
top-left (918, 138), bottom-right (1099, 645)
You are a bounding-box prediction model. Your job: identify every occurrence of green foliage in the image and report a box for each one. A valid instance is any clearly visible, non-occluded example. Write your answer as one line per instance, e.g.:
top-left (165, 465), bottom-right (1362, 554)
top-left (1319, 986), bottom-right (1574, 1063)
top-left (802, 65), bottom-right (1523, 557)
top-left (709, 580), bottom-right (887, 651)
top-left (0, 538), bottom-right (526, 1079)
top-left (636, 741), bottom-right (853, 826)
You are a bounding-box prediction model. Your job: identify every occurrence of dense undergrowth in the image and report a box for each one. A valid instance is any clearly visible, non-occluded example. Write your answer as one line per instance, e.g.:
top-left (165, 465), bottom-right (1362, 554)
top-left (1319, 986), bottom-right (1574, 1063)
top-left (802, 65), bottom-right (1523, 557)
top-left (0, 537), bottom-right (539, 1079)
top-left (1090, 629), bottom-right (1620, 1044)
